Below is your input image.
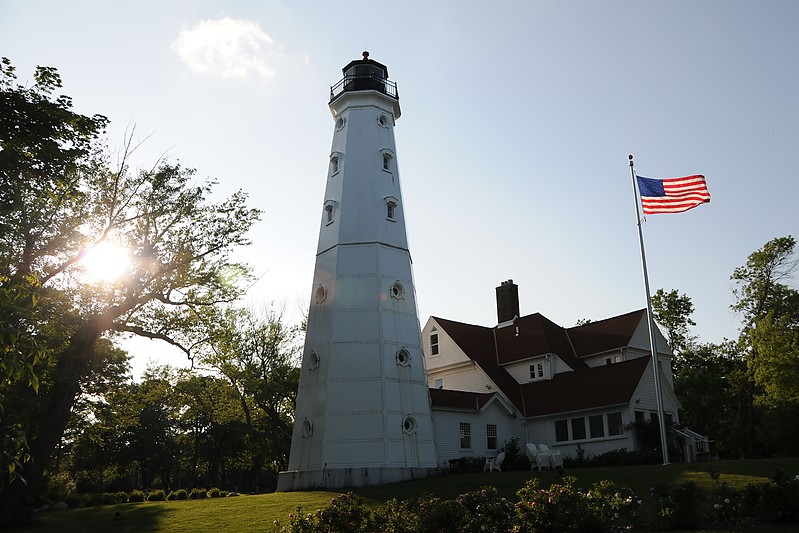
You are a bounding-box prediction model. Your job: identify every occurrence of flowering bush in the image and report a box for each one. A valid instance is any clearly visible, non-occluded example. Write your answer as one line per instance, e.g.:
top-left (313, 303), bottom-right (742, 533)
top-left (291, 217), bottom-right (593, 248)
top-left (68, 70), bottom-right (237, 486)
top-left (585, 479), bottom-right (642, 529)
top-left (273, 493), bottom-right (374, 533)
top-left (515, 476), bottom-right (600, 532)
top-left (455, 487), bottom-right (515, 533)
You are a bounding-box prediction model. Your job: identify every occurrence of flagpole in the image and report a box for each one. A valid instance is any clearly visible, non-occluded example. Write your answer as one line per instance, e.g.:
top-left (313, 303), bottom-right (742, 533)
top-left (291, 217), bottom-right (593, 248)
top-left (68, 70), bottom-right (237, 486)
top-left (628, 154), bottom-right (670, 465)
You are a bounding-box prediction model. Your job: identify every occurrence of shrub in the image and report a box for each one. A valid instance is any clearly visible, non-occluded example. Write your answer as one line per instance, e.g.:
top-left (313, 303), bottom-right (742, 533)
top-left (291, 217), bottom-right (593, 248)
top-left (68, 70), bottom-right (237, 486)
top-left (274, 493), bottom-right (374, 532)
top-left (651, 480), bottom-right (706, 530)
top-left (516, 476), bottom-right (600, 532)
top-left (147, 489), bottom-right (166, 501)
top-left (207, 487), bottom-right (221, 498)
top-left (585, 480), bottom-right (642, 530)
top-left (175, 489), bottom-right (188, 500)
top-left (128, 490), bottom-right (145, 503)
top-left (220, 490), bottom-right (229, 497)
top-left (455, 487), bottom-right (515, 532)
top-left (103, 492), bottom-right (128, 504)
top-left (189, 488), bottom-right (207, 500)
top-left (167, 491), bottom-right (178, 501)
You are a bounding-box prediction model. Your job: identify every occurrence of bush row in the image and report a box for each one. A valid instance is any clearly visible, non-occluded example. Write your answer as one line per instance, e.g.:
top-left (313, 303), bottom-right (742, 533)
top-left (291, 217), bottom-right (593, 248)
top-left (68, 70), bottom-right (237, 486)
top-left (272, 470), bottom-right (799, 532)
top-left (54, 487), bottom-right (235, 509)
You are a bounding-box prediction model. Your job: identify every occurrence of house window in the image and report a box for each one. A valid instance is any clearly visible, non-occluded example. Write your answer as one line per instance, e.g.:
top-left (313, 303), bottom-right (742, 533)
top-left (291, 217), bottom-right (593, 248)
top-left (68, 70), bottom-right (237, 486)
top-left (486, 424), bottom-right (497, 450)
top-left (606, 357), bottom-right (612, 365)
top-left (459, 423), bottom-right (471, 449)
top-left (529, 364), bottom-right (536, 380)
top-left (430, 333), bottom-right (439, 355)
top-left (537, 363), bottom-right (544, 378)
top-left (589, 415), bottom-right (605, 438)
top-left (614, 355), bottom-right (622, 363)
top-left (571, 417), bottom-right (586, 440)
top-left (607, 412), bottom-right (623, 436)
top-left (434, 378), bottom-right (443, 389)
top-left (555, 419), bottom-right (568, 442)
top-left (634, 410), bottom-right (645, 424)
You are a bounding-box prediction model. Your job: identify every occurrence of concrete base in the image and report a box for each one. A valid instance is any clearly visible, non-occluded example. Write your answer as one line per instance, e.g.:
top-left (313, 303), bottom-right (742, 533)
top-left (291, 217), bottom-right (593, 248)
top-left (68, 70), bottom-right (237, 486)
top-left (276, 466), bottom-right (431, 492)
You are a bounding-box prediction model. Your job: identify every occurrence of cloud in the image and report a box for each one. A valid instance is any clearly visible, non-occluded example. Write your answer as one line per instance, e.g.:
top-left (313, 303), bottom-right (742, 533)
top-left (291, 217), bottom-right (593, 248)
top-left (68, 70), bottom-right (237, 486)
top-left (172, 18), bottom-right (278, 81)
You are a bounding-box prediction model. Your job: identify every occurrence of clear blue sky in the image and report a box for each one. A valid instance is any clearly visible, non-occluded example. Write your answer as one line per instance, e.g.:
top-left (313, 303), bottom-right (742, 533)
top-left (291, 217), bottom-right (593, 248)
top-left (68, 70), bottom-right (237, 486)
top-left (3, 1), bottom-right (797, 376)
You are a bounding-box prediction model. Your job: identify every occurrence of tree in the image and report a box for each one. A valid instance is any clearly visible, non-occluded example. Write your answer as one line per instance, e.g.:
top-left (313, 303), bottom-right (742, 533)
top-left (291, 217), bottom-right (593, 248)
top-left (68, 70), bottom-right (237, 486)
top-left (0, 59), bottom-right (260, 525)
top-left (199, 304), bottom-right (301, 474)
top-left (731, 235), bottom-right (799, 329)
top-left (749, 312), bottom-right (799, 408)
top-left (651, 288), bottom-right (696, 357)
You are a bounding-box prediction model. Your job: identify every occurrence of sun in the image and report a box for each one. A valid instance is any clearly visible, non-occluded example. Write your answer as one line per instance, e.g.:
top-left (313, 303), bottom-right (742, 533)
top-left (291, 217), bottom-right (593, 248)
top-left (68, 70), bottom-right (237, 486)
top-left (79, 240), bottom-right (132, 283)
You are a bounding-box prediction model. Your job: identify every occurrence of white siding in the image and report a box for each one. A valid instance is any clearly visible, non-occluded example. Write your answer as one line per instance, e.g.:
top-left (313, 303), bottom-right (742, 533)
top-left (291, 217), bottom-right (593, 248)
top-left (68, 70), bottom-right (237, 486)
top-left (526, 407), bottom-right (637, 459)
top-left (631, 360), bottom-right (681, 420)
top-left (431, 403), bottom-right (525, 466)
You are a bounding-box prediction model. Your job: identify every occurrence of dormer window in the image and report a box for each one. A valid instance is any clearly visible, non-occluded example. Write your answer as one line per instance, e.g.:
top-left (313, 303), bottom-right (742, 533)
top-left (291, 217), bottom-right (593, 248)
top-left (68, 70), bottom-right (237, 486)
top-left (529, 362), bottom-right (545, 381)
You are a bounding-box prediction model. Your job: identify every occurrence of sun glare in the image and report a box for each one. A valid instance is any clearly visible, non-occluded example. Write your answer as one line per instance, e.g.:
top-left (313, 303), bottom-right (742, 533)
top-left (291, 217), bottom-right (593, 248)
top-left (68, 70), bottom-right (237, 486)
top-left (79, 241), bottom-right (132, 283)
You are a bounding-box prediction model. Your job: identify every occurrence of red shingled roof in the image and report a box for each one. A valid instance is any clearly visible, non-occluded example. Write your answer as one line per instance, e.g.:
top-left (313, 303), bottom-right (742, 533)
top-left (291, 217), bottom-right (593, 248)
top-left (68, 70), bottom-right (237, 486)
top-left (430, 310), bottom-right (653, 418)
top-left (428, 388), bottom-right (495, 411)
top-left (566, 309), bottom-right (646, 358)
top-left (519, 357), bottom-right (650, 417)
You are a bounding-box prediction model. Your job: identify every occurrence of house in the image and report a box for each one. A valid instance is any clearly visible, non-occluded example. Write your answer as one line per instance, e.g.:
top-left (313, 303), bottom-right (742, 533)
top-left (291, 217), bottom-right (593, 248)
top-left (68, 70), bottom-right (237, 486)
top-left (422, 280), bottom-right (689, 466)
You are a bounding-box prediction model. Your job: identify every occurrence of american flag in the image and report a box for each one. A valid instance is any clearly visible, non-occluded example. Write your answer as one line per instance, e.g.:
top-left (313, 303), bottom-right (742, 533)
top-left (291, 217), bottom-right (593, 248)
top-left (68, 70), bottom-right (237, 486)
top-left (636, 175), bottom-right (710, 214)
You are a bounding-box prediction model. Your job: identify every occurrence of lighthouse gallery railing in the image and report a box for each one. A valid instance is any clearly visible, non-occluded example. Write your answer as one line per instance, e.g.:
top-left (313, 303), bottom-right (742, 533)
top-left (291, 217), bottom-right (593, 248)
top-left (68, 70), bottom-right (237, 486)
top-left (330, 74), bottom-right (399, 102)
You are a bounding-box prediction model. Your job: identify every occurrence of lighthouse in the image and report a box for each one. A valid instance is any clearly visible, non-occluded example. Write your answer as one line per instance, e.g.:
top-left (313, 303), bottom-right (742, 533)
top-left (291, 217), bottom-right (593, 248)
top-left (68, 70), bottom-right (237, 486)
top-left (277, 53), bottom-right (437, 491)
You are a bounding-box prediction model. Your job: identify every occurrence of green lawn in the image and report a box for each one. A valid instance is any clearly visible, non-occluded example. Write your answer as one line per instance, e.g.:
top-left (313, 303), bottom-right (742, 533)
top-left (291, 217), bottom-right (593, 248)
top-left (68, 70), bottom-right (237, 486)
top-left (20, 457), bottom-right (799, 532)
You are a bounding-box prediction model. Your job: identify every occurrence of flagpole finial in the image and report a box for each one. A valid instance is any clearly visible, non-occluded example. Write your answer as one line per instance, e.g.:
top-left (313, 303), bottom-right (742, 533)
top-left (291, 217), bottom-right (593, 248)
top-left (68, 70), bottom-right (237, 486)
top-left (628, 154), bottom-right (634, 161)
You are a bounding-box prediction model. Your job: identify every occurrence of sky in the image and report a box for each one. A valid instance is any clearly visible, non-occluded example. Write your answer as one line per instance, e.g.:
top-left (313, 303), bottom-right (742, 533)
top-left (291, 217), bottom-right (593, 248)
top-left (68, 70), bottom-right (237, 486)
top-left (2, 1), bottom-right (797, 377)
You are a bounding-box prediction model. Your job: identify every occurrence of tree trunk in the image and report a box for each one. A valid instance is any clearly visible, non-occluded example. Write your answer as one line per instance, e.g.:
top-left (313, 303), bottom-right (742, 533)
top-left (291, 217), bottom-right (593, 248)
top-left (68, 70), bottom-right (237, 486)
top-left (0, 317), bottom-right (106, 526)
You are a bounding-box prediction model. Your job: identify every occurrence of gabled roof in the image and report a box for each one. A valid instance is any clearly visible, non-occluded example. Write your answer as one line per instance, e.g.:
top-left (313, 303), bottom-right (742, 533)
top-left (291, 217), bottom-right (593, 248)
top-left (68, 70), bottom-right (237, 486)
top-left (519, 357), bottom-right (650, 417)
top-left (429, 309), bottom-right (658, 418)
top-left (494, 313), bottom-right (588, 370)
top-left (431, 317), bottom-right (524, 409)
top-left (566, 309), bottom-right (647, 358)
top-left (428, 388), bottom-right (495, 411)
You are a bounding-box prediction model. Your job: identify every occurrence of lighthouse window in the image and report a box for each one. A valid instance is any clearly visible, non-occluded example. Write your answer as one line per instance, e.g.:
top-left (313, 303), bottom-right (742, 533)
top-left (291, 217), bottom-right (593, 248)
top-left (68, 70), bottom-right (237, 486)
top-left (390, 282), bottom-right (405, 300)
top-left (330, 156), bottom-right (339, 174)
top-left (386, 201), bottom-right (396, 221)
top-left (323, 200), bottom-right (337, 225)
top-left (382, 154), bottom-right (392, 171)
top-left (301, 418), bottom-right (313, 438)
top-left (396, 348), bottom-right (411, 366)
top-left (402, 416), bottom-right (417, 435)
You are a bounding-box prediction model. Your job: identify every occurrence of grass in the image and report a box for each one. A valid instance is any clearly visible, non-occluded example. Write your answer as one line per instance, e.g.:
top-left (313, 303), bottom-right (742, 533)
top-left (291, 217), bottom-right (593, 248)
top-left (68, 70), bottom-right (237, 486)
top-left (20, 457), bottom-right (799, 532)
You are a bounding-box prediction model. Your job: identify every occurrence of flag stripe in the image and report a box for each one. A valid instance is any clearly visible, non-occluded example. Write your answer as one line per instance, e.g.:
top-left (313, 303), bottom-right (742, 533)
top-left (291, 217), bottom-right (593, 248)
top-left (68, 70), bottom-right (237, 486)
top-left (636, 174), bottom-right (710, 215)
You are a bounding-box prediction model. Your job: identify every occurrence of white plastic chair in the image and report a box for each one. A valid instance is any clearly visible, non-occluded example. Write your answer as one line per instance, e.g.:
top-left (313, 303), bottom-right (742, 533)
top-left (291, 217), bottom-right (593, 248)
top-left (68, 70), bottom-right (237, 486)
top-left (539, 444), bottom-right (564, 470)
top-left (483, 451), bottom-right (506, 472)
top-left (526, 443), bottom-right (550, 471)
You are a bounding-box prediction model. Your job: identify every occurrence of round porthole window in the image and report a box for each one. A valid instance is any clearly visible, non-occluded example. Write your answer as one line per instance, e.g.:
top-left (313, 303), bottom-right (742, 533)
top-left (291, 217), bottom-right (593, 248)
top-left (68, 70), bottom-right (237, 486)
top-left (378, 115), bottom-right (389, 127)
top-left (396, 348), bottom-right (411, 367)
top-left (301, 418), bottom-right (313, 438)
top-left (309, 351), bottom-right (320, 370)
top-left (402, 416), bottom-right (417, 435)
top-left (335, 117), bottom-right (346, 130)
top-left (315, 285), bottom-right (327, 304)
top-left (390, 282), bottom-right (404, 300)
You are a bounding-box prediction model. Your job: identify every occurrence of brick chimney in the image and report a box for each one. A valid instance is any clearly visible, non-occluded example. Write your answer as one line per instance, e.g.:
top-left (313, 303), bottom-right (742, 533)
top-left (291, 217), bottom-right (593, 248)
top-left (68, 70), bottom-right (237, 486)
top-left (495, 279), bottom-right (520, 324)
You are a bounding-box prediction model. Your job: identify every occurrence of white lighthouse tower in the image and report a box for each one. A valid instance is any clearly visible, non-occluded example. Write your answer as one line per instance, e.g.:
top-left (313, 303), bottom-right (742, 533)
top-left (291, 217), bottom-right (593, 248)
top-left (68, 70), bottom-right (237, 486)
top-left (277, 53), bottom-right (436, 491)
